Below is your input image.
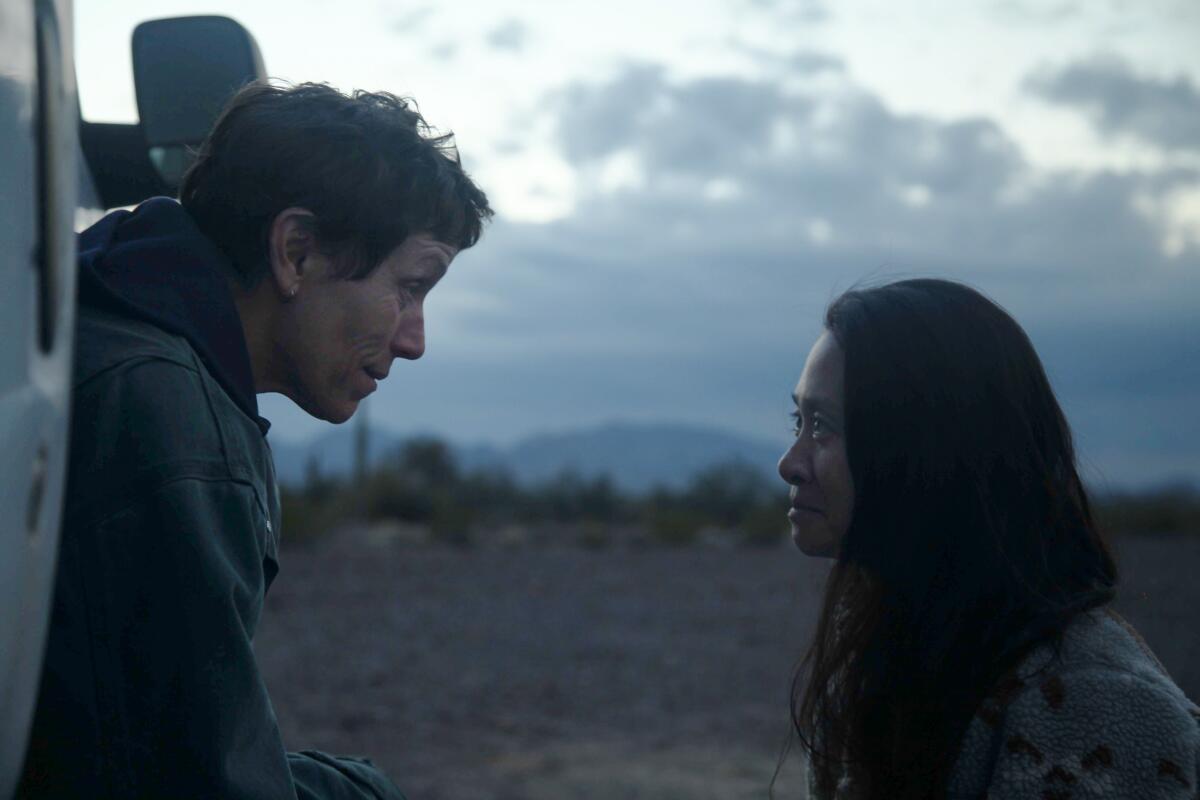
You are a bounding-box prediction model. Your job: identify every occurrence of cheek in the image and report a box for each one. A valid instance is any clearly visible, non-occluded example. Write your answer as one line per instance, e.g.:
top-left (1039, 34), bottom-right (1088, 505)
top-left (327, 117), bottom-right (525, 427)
top-left (295, 299), bottom-right (357, 383)
top-left (333, 293), bottom-right (392, 349)
top-left (349, 294), bottom-right (401, 348)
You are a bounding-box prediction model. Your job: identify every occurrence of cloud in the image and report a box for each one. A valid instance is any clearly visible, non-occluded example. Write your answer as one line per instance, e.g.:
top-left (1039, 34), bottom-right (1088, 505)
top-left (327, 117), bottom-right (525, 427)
top-left (486, 19), bottom-right (529, 52)
top-left (266, 61), bottom-right (1198, 490)
top-left (1025, 54), bottom-right (1200, 152)
top-left (551, 64), bottom-right (1040, 257)
top-left (788, 50), bottom-right (844, 73)
top-left (727, 41), bottom-right (845, 76)
top-left (746, 0), bottom-right (829, 24)
top-left (389, 6), bottom-right (434, 35)
top-left (429, 42), bottom-right (458, 62)
top-left (990, 0), bottom-right (1080, 25)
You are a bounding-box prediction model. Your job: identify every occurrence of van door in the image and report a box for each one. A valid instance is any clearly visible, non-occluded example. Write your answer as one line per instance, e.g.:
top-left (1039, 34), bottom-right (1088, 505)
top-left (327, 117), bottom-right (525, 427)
top-left (0, 0), bottom-right (79, 793)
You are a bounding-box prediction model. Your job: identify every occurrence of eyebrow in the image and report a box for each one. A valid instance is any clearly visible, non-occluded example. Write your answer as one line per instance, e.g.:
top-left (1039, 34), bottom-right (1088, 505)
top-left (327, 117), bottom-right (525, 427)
top-left (791, 392), bottom-right (841, 414)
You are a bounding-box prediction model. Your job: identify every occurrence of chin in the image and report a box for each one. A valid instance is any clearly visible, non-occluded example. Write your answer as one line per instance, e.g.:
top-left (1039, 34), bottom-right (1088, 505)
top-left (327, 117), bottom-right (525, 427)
top-left (292, 393), bottom-right (358, 424)
top-left (791, 523), bottom-right (838, 559)
top-left (323, 401), bottom-right (359, 424)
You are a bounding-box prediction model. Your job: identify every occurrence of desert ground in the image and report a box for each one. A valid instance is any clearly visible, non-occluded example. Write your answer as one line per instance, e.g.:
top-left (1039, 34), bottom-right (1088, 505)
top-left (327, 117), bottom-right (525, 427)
top-left (255, 531), bottom-right (1200, 800)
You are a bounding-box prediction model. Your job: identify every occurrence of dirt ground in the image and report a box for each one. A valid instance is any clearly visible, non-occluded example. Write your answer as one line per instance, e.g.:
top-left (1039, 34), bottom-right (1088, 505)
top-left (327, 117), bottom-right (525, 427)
top-left (254, 531), bottom-right (1200, 800)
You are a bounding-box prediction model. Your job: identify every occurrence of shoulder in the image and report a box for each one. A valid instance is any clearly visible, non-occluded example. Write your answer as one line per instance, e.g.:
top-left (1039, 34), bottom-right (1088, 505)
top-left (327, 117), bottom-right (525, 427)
top-left (67, 309), bottom-right (271, 524)
top-left (1034, 609), bottom-right (1198, 730)
top-left (73, 305), bottom-right (199, 386)
top-left (992, 609), bottom-right (1196, 719)
top-left (954, 610), bottom-right (1200, 799)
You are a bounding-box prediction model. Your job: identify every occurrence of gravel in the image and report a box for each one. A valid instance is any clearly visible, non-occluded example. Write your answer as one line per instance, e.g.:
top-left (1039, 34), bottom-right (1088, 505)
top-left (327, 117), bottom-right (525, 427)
top-left (255, 531), bottom-right (1200, 799)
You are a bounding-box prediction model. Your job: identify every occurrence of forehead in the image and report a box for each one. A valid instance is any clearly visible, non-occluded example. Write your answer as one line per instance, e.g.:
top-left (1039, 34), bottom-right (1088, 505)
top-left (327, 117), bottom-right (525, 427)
top-left (368, 233), bottom-right (458, 282)
top-left (795, 330), bottom-right (845, 405)
top-left (394, 232), bottom-right (458, 264)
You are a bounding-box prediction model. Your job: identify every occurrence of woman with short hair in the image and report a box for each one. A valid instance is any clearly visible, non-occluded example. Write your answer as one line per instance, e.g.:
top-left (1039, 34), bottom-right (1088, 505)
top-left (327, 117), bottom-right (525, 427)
top-left (778, 278), bottom-right (1199, 799)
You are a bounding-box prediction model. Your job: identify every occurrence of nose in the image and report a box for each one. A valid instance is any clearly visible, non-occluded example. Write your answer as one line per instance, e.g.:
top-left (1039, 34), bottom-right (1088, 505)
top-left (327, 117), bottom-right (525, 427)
top-left (391, 304), bottom-right (426, 360)
top-left (777, 436), bottom-right (814, 486)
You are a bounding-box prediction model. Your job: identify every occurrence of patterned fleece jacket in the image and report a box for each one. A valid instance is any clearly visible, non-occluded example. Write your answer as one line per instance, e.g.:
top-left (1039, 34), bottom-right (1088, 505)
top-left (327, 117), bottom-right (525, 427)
top-left (812, 608), bottom-right (1200, 799)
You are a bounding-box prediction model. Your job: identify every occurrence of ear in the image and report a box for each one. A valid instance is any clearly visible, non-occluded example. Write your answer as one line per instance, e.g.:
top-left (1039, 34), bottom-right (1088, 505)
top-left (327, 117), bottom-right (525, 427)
top-left (267, 208), bottom-right (319, 299)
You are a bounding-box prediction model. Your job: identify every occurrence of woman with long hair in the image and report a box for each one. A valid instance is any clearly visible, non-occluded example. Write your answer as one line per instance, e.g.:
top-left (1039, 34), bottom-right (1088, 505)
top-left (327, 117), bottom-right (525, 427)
top-left (777, 278), bottom-right (1198, 799)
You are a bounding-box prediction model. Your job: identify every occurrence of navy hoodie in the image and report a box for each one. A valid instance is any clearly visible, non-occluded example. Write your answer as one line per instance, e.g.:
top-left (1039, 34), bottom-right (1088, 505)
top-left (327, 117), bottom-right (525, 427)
top-left (75, 196), bottom-right (268, 433)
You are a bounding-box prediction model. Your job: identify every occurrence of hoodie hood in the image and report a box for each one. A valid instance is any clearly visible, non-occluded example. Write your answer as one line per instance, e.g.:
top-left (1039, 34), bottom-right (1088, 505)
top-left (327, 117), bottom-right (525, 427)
top-left (77, 197), bottom-right (269, 435)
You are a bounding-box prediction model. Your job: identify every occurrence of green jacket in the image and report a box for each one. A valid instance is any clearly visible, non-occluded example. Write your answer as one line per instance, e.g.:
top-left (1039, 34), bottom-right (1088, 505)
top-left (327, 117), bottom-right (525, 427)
top-left (20, 200), bottom-right (406, 799)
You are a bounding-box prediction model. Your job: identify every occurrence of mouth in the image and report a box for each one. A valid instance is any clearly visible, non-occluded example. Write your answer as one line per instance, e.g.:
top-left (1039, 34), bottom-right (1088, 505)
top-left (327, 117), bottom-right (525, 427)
top-left (789, 500), bottom-right (825, 517)
top-left (364, 367), bottom-right (388, 381)
top-left (357, 368), bottom-right (382, 396)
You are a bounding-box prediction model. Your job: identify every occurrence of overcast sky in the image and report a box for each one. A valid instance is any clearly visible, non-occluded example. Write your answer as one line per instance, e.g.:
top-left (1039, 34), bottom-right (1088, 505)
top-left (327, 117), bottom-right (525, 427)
top-left (75, 0), bottom-right (1200, 489)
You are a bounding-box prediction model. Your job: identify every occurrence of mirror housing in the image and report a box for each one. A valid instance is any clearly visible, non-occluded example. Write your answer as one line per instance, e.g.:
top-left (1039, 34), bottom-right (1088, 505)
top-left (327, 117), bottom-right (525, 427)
top-left (131, 15), bottom-right (266, 188)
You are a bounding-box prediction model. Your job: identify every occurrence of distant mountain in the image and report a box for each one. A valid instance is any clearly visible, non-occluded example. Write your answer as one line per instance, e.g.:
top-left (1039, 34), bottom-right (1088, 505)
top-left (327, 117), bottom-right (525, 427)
top-left (459, 422), bottom-right (784, 491)
top-left (268, 421), bottom-right (785, 493)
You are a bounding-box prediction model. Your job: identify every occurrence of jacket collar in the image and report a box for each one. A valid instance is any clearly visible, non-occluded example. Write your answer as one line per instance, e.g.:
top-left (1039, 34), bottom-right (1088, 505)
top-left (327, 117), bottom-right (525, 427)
top-left (77, 197), bottom-right (270, 436)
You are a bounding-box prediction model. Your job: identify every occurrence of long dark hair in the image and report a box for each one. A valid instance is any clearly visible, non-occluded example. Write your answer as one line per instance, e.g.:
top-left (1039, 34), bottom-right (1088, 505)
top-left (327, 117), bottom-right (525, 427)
top-left (792, 279), bottom-right (1117, 798)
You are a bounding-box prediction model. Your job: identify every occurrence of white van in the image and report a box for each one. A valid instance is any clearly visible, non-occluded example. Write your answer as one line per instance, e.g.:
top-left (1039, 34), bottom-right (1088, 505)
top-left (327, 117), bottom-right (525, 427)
top-left (0, 4), bottom-right (263, 791)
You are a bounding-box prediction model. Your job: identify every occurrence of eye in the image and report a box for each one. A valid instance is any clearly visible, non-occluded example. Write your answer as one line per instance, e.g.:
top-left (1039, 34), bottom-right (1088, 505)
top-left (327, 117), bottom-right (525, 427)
top-left (393, 281), bottom-right (424, 308)
top-left (399, 279), bottom-right (432, 301)
top-left (791, 410), bottom-right (832, 440)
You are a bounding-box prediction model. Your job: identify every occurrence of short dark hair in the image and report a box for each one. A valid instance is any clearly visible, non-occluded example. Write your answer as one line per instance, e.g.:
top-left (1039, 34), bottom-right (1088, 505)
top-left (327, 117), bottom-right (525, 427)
top-left (179, 82), bottom-right (492, 285)
top-left (791, 278), bottom-right (1117, 799)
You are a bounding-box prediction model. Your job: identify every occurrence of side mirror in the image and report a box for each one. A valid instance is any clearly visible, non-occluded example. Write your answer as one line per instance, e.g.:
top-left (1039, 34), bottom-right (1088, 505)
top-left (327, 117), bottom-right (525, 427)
top-left (132, 15), bottom-right (266, 188)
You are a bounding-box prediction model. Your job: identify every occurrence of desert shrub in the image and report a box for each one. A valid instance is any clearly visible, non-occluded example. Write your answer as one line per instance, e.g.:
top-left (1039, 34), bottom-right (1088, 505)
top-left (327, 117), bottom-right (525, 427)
top-left (684, 461), bottom-right (773, 527)
top-left (647, 506), bottom-right (705, 546)
top-left (574, 474), bottom-right (626, 523)
top-left (739, 502), bottom-right (789, 547)
top-left (301, 455), bottom-right (339, 504)
top-left (279, 485), bottom-right (345, 545)
top-left (453, 467), bottom-right (523, 524)
top-left (1094, 485), bottom-right (1200, 535)
top-left (577, 520), bottom-right (612, 550)
top-left (528, 470), bottom-right (627, 523)
top-left (397, 436), bottom-right (459, 489)
top-left (430, 493), bottom-right (475, 546)
top-left (278, 434), bottom-right (808, 548)
top-left (358, 468), bottom-right (434, 523)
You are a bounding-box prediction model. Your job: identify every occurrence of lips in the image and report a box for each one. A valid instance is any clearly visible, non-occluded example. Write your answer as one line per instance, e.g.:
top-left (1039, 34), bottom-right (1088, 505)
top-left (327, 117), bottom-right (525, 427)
top-left (789, 496), bottom-right (824, 515)
top-left (364, 367), bottom-right (388, 381)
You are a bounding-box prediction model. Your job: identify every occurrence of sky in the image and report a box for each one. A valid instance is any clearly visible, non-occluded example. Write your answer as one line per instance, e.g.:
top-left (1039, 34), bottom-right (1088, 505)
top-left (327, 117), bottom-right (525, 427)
top-left (74, 0), bottom-right (1200, 489)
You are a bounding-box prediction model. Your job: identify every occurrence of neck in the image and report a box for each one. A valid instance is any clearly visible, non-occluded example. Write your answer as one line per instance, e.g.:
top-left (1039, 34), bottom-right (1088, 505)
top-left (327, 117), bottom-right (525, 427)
top-left (227, 277), bottom-right (288, 396)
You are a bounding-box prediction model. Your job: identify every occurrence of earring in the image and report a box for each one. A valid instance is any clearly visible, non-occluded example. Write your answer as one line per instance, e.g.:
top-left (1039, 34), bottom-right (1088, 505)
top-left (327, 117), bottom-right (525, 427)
top-left (288, 286), bottom-right (298, 299)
